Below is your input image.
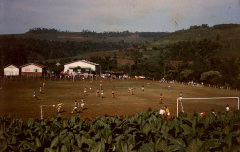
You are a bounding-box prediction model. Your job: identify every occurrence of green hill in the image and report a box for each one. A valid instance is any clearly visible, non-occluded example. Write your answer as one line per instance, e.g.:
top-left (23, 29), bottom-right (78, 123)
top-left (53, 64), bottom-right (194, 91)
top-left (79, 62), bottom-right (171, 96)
top-left (145, 25), bottom-right (240, 65)
top-left (150, 27), bottom-right (217, 47)
top-left (149, 25), bottom-right (240, 53)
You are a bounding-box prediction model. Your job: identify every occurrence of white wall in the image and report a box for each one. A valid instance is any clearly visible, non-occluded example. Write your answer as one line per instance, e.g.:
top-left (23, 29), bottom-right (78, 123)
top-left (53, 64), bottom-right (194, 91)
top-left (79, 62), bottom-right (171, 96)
top-left (64, 61), bottom-right (97, 73)
top-left (22, 64), bottom-right (43, 73)
top-left (4, 65), bottom-right (19, 76)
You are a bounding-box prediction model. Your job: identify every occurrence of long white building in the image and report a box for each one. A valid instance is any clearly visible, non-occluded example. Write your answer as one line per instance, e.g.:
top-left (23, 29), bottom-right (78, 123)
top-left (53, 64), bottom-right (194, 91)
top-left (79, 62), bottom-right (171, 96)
top-left (64, 60), bottom-right (99, 74)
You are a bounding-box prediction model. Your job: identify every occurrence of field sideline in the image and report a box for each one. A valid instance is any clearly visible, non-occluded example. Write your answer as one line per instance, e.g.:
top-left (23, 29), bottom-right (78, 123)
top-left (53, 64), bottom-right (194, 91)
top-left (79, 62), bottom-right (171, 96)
top-left (0, 79), bottom-right (239, 120)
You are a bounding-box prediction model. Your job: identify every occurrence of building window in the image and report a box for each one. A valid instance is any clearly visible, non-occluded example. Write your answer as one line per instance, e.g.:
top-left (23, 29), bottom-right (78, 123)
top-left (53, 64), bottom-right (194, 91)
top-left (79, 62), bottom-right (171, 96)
top-left (35, 69), bottom-right (38, 72)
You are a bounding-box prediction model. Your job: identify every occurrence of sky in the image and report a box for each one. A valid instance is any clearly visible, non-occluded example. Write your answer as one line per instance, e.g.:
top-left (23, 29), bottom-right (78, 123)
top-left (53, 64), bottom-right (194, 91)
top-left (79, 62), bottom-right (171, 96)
top-left (0, 0), bottom-right (240, 34)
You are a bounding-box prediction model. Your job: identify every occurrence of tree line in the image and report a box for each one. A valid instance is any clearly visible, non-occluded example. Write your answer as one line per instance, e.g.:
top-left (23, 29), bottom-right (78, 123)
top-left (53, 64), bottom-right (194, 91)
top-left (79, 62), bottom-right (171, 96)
top-left (26, 28), bottom-right (169, 40)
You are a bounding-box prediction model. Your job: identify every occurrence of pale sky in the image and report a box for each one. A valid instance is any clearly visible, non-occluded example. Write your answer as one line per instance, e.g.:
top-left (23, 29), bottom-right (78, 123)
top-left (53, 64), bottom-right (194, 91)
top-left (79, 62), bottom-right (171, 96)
top-left (0, 0), bottom-right (239, 34)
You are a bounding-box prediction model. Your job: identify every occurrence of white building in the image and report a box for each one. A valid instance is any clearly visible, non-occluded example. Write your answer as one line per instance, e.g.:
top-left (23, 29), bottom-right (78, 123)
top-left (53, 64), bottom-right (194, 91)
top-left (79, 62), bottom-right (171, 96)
top-left (20, 63), bottom-right (47, 77)
top-left (4, 64), bottom-right (19, 76)
top-left (64, 60), bottom-right (99, 74)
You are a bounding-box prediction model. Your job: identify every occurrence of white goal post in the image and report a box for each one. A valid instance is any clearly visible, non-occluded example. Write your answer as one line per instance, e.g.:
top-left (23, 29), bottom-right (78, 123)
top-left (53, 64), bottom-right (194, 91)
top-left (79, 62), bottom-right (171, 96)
top-left (177, 97), bottom-right (239, 117)
top-left (40, 105), bottom-right (56, 120)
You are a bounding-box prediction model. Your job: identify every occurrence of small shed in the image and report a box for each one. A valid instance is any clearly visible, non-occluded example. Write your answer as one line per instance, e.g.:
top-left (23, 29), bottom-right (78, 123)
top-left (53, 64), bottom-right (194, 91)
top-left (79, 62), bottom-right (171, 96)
top-left (20, 63), bottom-right (47, 77)
top-left (4, 64), bottom-right (19, 76)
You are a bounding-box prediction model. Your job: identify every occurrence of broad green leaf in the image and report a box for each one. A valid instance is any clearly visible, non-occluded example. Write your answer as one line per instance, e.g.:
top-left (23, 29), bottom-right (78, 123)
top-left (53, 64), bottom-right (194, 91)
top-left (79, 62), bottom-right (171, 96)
top-left (128, 143), bottom-right (134, 152)
top-left (107, 134), bottom-right (112, 145)
top-left (142, 122), bottom-right (151, 135)
top-left (169, 138), bottom-right (186, 148)
top-left (199, 139), bottom-right (220, 152)
top-left (140, 143), bottom-right (154, 152)
top-left (20, 141), bottom-right (38, 151)
top-left (186, 138), bottom-right (199, 152)
top-left (53, 120), bottom-right (63, 129)
top-left (223, 125), bottom-right (230, 135)
top-left (44, 148), bottom-right (55, 152)
top-left (180, 124), bottom-right (193, 136)
top-left (155, 139), bottom-right (167, 151)
top-left (63, 119), bottom-right (68, 128)
top-left (61, 145), bottom-right (68, 152)
top-left (35, 137), bottom-right (42, 147)
top-left (63, 137), bottom-right (71, 151)
top-left (121, 141), bottom-right (128, 152)
top-left (27, 118), bottom-right (34, 128)
top-left (0, 145), bottom-right (7, 152)
top-left (50, 136), bottom-right (59, 148)
top-left (8, 145), bottom-right (18, 151)
top-left (11, 135), bottom-right (17, 144)
top-left (75, 135), bottom-right (82, 148)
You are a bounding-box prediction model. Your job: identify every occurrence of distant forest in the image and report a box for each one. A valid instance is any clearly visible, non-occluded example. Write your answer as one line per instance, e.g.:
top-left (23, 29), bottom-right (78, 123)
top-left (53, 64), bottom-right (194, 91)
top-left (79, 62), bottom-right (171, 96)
top-left (0, 35), bottom-right (138, 65)
top-left (27, 27), bottom-right (169, 39)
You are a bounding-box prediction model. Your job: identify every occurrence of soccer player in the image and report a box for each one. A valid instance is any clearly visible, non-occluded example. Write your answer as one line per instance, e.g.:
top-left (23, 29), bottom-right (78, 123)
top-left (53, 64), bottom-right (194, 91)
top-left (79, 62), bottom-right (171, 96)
top-left (71, 100), bottom-right (79, 113)
top-left (56, 101), bottom-right (63, 113)
top-left (141, 85), bottom-right (144, 92)
top-left (179, 92), bottom-right (183, 102)
top-left (80, 98), bottom-right (86, 111)
top-left (168, 84), bottom-right (170, 90)
top-left (131, 88), bottom-right (134, 95)
top-left (128, 86), bottom-right (131, 93)
top-left (112, 89), bottom-right (115, 98)
top-left (211, 109), bottom-right (216, 116)
top-left (199, 112), bottom-right (205, 117)
top-left (226, 104), bottom-right (230, 114)
top-left (40, 86), bottom-right (42, 94)
top-left (33, 90), bottom-right (39, 100)
top-left (96, 88), bottom-right (100, 97)
top-left (159, 93), bottom-right (163, 104)
top-left (164, 106), bottom-right (170, 117)
top-left (101, 89), bottom-right (104, 98)
top-left (33, 90), bottom-right (36, 98)
top-left (89, 85), bottom-right (92, 92)
top-left (159, 107), bottom-right (165, 115)
top-left (84, 87), bottom-right (87, 96)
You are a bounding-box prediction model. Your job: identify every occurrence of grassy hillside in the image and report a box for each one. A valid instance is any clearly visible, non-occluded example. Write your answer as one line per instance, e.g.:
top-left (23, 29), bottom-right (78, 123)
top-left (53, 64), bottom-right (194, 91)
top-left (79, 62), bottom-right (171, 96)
top-left (150, 27), bottom-right (217, 47)
top-left (146, 26), bottom-right (240, 64)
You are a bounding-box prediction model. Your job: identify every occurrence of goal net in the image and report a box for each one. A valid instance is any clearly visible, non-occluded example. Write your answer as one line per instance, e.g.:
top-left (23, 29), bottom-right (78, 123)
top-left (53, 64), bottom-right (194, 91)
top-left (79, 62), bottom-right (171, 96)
top-left (177, 97), bottom-right (239, 117)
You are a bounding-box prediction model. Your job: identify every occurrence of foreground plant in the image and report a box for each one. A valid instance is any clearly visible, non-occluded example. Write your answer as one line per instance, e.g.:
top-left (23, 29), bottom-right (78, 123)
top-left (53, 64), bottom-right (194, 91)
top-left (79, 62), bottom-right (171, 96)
top-left (0, 109), bottom-right (240, 151)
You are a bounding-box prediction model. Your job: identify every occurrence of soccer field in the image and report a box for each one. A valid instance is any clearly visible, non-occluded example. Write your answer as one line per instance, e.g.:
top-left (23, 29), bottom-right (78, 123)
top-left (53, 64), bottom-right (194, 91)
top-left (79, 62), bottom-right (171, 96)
top-left (0, 79), bottom-right (239, 120)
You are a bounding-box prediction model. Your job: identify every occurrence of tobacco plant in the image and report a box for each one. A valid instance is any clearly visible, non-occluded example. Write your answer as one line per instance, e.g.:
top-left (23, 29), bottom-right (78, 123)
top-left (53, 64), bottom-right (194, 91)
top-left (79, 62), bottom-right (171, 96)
top-left (0, 109), bottom-right (240, 152)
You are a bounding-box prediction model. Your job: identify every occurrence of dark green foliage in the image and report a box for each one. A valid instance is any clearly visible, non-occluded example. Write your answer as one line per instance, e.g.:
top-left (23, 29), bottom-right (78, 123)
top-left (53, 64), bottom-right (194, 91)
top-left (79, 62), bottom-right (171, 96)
top-left (0, 110), bottom-right (240, 151)
top-left (0, 35), bottom-right (133, 65)
top-left (166, 38), bottom-right (222, 61)
top-left (27, 28), bottom-right (60, 34)
top-left (213, 24), bottom-right (239, 29)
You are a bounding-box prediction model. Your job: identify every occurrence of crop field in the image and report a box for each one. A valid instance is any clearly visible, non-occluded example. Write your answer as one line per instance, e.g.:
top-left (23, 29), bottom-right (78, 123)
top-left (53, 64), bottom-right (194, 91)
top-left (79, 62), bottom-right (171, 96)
top-left (0, 79), bottom-right (239, 120)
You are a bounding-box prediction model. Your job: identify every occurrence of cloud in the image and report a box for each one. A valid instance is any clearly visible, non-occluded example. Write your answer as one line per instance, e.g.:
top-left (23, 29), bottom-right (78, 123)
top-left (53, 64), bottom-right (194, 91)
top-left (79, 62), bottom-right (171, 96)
top-left (0, 0), bottom-right (240, 34)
